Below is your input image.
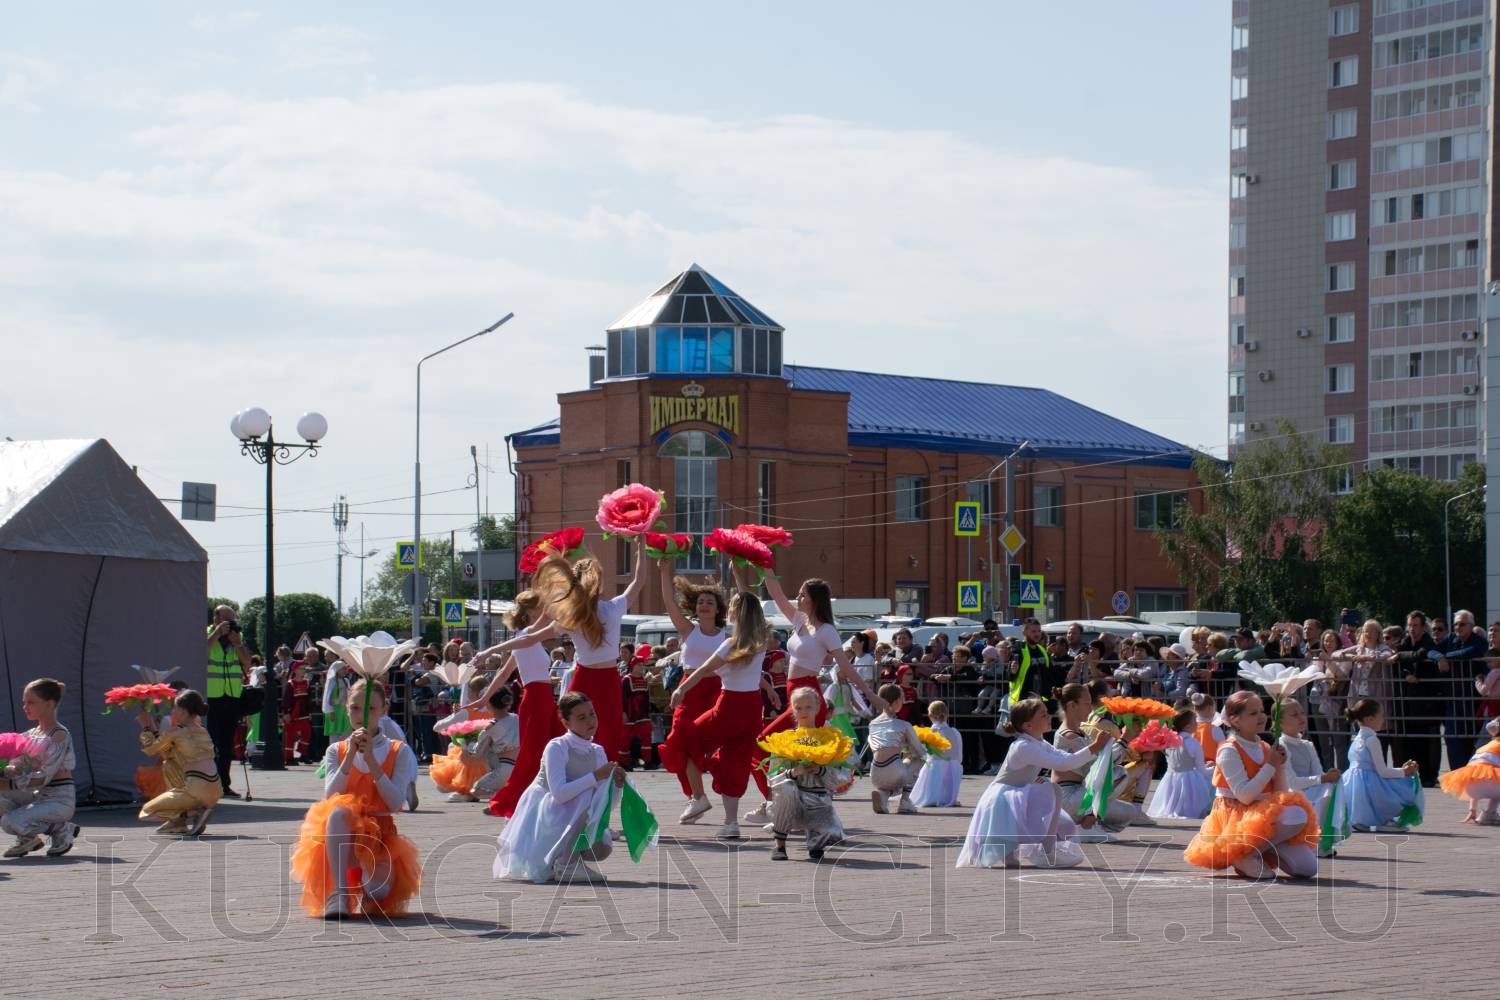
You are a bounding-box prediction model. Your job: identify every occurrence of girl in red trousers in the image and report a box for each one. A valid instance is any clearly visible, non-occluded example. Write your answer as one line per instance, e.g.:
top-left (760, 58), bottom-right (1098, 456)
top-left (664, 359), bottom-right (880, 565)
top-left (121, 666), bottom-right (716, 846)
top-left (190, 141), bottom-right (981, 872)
top-left (656, 561), bottom-right (727, 823)
top-left (465, 592), bottom-right (563, 818)
top-left (742, 570), bottom-right (885, 826)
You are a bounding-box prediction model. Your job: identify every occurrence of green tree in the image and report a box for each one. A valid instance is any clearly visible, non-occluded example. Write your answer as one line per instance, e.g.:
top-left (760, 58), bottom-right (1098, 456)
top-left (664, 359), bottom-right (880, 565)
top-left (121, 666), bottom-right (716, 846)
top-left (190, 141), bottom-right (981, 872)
top-left (361, 515), bottom-right (516, 617)
top-left (1322, 463), bottom-right (1485, 623)
top-left (238, 592), bottom-right (340, 655)
top-left (206, 596), bottom-right (240, 623)
top-left (1156, 422), bottom-right (1345, 625)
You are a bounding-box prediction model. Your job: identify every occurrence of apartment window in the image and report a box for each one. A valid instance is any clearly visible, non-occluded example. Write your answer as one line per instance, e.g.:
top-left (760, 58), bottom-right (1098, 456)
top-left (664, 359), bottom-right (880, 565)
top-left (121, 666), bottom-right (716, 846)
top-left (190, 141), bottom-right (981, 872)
top-left (1033, 484), bottom-right (1062, 528)
top-left (893, 585), bottom-right (926, 618)
top-left (1135, 491), bottom-right (1187, 532)
top-left (965, 478), bottom-right (994, 517)
top-left (1327, 314), bottom-right (1355, 343)
top-left (1331, 467), bottom-right (1355, 495)
top-left (1230, 174), bottom-right (1247, 198)
top-left (1232, 24), bottom-right (1249, 51)
top-left (661, 432), bottom-right (725, 572)
top-left (1328, 160), bottom-right (1356, 191)
top-left (1328, 109), bottom-right (1357, 140)
top-left (1327, 364), bottom-right (1355, 393)
top-left (757, 461), bottom-right (773, 524)
top-left (1231, 74), bottom-right (1248, 100)
top-left (1328, 262), bottom-right (1355, 292)
top-left (1137, 591), bottom-right (1188, 613)
top-left (1230, 125), bottom-right (1247, 150)
top-left (1230, 274), bottom-right (1245, 298)
top-left (1327, 415), bottom-right (1355, 444)
top-left (1231, 322), bottom-right (1246, 346)
top-left (1229, 222), bottom-right (1245, 249)
top-left (1326, 211), bottom-right (1356, 241)
top-left (1330, 5), bottom-right (1359, 36)
top-left (1330, 57), bottom-right (1359, 88)
top-left (1229, 373), bottom-right (1245, 414)
top-left (895, 476), bottom-right (927, 522)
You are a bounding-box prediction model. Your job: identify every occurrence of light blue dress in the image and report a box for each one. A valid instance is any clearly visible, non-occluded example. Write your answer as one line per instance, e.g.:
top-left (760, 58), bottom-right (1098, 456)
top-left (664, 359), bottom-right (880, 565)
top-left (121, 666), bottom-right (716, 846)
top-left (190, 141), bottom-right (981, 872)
top-left (1340, 726), bottom-right (1423, 830)
top-left (1145, 734), bottom-right (1213, 820)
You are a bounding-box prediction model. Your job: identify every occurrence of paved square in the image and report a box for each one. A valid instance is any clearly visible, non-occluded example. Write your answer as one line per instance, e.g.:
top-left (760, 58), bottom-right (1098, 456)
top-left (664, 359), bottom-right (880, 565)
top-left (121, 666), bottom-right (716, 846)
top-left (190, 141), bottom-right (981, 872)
top-left (5, 770), bottom-right (1491, 999)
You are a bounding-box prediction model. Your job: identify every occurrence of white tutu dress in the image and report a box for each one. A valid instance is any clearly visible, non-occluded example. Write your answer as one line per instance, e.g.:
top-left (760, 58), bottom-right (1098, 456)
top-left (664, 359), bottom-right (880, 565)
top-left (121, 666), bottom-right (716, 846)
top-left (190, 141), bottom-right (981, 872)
top-left (911, 722), bottom-right (963, 807)
top-left (1146, 733), bottom-right (1214, 820)
top-left (495, 732), bottom-right (611, 883)
top-left (956, 733), bottom-right (1097, 869)
top-left (1279, 732), bottom-right (1348, 850)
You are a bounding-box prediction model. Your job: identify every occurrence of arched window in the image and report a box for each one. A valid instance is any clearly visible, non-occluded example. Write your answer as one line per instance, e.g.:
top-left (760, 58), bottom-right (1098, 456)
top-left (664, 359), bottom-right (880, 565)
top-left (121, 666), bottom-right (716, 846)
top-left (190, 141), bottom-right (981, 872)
top-left (658, 431), bottom-right (729, 571)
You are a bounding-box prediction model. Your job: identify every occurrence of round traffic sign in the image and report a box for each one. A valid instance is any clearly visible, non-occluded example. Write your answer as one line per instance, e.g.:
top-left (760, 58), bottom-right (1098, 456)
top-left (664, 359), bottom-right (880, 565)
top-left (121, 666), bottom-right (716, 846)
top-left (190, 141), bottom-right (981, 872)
top-left (1111, 590), bottom-right (1130, 615)
top-left (462, 561), bottom-right (477, 580)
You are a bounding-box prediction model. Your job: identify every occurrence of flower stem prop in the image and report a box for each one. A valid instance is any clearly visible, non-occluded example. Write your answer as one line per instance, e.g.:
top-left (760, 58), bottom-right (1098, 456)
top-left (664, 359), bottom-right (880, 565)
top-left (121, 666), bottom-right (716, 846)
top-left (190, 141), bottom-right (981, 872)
top-left (1235, 662), bottom-right (1326, 738)
top-left (319, 631), bottom-right (419, 730)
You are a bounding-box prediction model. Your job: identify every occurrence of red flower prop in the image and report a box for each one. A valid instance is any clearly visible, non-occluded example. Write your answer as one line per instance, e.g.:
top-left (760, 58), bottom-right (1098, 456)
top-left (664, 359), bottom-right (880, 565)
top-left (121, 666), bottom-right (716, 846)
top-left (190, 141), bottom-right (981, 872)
top-left (1128, 719), bottom-right (1183, 753)
top-left (734, 524), bottom-right (794, 550)
top-left (519, 526), bottom-right (587, 574)
top-left (596, 483), bottom-right (666, 537)
top-left (445, 718), bottom-right (493, 748)
top-left (642, 532), bottom-right (694, 560)
top-left (103, 683), bottom-right (179, 715)
top-left (703, 528), bottom-right (775, 571)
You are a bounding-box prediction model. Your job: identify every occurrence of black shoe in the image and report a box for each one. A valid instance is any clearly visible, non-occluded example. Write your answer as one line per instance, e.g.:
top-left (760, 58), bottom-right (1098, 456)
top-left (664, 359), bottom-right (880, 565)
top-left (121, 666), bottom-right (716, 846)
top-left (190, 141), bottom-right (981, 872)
top-left (770, 845), bottom-right (788, 861)
top-left (808, 846), bottom-right (825, 861)
top-left (221, 788), bottom-right (241, 799)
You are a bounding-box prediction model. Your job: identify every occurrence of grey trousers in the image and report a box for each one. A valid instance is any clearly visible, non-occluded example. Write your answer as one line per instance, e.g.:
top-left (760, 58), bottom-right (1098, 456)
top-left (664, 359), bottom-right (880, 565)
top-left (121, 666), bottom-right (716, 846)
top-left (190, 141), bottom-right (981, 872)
top-left (771, 784), bottom-right (843, 852)
top-left (0, 783), bottom-right (75, 838)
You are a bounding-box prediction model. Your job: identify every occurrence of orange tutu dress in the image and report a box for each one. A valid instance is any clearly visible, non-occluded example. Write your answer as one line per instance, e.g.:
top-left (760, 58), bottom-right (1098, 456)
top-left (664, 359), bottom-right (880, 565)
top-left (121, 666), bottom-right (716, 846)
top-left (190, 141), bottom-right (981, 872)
top-left (1184, 738), bottom-right (1318, 870)
top-left (430, 709), bottom-right (494, 796)
top-left (1439, 739), bottom-right (1500, 799)
top-left (135, 764), bottom-right (167, 802)
top-left (290, 739), bottom-right (421, 917)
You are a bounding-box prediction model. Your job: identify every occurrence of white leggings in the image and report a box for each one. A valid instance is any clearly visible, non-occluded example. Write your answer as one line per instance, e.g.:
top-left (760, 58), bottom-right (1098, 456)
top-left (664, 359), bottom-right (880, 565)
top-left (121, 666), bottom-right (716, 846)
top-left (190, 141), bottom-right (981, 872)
top-left (0, 784), bottom-right (75, 838)
top-left (324, 806), bottom-right (393, 901)
top-left (1232, 805), bottom-right (1317, 879)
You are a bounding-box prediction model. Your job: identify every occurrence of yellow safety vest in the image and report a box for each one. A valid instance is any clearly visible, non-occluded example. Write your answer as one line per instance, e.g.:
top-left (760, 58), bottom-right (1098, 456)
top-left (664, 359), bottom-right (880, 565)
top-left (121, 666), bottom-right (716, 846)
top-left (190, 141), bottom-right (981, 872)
top-left (1009, 644), bottom-right (1050, 705)
top-left (206, 625), bottom-right (244, 699)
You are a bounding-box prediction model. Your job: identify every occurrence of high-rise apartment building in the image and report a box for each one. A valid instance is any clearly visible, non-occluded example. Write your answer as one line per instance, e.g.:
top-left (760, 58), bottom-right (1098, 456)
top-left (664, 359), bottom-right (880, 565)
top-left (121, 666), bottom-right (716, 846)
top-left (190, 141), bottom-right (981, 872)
top-left (1229, 0), bottom-right (1487, 482)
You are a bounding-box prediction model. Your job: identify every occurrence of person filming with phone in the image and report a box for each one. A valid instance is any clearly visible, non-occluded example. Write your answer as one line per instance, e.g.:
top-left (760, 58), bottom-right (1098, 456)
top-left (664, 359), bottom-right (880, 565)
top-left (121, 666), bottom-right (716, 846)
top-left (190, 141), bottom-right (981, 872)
top-left (206, 605), bottom-right (252, 797)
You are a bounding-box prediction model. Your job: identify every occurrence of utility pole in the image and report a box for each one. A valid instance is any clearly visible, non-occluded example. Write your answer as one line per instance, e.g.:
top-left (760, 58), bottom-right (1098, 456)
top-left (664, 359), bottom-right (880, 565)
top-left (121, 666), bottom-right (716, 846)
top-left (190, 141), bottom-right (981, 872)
top-left (332, 495), bottom-right (350, 614)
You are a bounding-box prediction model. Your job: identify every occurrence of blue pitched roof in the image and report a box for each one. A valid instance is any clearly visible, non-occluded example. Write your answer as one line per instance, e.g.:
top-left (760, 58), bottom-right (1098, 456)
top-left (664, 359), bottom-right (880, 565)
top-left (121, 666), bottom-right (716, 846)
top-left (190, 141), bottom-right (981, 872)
top-left (508, 366), bottom-right (1195, 469)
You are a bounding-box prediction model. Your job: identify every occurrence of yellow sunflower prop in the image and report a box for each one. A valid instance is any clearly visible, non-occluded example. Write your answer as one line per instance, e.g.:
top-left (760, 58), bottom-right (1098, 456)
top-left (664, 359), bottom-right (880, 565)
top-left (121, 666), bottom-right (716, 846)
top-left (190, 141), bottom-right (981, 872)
top-left (914, 726), bottom-right (953, 756)
top-left (757, 726), bottom-right (854, 769)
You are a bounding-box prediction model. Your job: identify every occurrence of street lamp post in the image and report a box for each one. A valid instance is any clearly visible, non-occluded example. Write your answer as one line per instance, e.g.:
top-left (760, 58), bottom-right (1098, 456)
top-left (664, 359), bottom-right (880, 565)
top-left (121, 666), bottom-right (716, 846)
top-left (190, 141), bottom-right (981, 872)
top-left (470, 444), bottom-right (488, 648)
top-left (1445, 484), bottom-right (1484, 627)
top-left (412, 314), bottom-right (513, 649)
top-left (985, 439), bottom-right (1030, 621)
top-left (231, 406), bottom-right (328, 771)
top-left (351, 523), bottom-right (378, 616)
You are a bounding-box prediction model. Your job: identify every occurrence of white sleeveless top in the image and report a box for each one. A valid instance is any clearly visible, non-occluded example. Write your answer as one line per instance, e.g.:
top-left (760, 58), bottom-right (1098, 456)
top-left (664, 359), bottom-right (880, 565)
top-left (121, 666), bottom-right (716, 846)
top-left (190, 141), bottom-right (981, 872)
top-left (567, 594), bottom-right (628, 665)
top-left (681, 624), bottom-right (724, 671)
top-left (513, 624), bottom-right (553, 684)
top-left (713, 639), bottom-right (767, 692)
top-left (785, 614), bottom-right (841, 674)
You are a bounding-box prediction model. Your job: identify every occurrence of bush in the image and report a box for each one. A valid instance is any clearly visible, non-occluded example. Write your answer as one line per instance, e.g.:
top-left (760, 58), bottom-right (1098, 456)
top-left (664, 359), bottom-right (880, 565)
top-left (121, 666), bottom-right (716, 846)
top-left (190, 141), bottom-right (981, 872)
top-left (207, 597), bottom-right (240, 623)
top-left (238, 593), bottom-right (340, 654)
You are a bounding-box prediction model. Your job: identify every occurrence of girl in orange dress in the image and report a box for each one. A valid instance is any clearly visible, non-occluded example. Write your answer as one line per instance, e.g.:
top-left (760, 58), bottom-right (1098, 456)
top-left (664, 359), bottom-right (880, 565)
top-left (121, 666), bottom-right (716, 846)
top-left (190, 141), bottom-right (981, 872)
top-left (430, 676), bottom-right (495, 801)
top-left (291, 679), bottom-right (421, 919)
top-left (1191, 692), bottom-right (1222, 763)
top-left (1184, 689), bottom-right (1318, 880)
top-left (1441, 718), bottom-right (1500, 825)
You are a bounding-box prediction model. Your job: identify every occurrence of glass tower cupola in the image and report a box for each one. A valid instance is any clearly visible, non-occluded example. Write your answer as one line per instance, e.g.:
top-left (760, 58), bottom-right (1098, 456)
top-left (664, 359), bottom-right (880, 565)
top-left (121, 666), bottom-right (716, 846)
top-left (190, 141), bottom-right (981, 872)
top-left (604, 264), bottom-right (784, 379)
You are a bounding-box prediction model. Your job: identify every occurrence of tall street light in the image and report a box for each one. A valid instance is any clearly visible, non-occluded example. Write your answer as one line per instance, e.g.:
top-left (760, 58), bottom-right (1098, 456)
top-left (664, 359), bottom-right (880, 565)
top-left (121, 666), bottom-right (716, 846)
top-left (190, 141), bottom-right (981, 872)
top-left (412, 314), bottom-right (514, 647)
top-left (1445, 484), bottom-right (1484, 627)
top-left (231, 406), bottom-right (328, 770)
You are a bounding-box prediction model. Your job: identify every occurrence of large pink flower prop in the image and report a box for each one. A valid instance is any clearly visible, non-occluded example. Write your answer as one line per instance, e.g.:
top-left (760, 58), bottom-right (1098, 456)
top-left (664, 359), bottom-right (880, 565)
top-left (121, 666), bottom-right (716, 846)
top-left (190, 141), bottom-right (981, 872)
top-left (597, 483), bottom-right (665, 537)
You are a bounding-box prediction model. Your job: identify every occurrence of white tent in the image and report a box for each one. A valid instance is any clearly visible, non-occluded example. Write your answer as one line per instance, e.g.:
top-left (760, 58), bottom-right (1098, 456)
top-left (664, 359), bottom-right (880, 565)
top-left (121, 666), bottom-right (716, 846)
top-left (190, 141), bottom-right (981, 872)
top-left (0, 439), bottom-right (207, 803)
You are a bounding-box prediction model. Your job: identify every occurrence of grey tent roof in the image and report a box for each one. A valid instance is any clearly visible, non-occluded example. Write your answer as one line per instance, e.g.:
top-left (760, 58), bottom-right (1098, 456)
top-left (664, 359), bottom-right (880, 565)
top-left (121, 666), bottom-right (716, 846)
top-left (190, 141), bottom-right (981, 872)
top-left (608, 263), bottom-right (782, 331)
top-left (0, 439), bottom-right (207, 563)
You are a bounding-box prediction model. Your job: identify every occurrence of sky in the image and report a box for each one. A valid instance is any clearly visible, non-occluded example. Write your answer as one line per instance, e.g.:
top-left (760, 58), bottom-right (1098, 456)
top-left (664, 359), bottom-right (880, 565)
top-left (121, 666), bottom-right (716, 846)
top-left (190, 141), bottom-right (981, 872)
top-left (1, 2), bottom-right (1230, 605)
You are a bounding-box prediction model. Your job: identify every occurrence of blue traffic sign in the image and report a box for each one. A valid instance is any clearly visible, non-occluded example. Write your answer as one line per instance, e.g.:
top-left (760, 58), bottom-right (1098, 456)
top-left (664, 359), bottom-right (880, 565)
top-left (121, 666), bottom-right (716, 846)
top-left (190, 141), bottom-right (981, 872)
top-left (954, 501), bottom-right (981, 537)
top-left (957, 581), bottom-right (982, 614)
top-left (1017, 574), bottom-right (1044, 609)
top-left (442, 599), bottom-right (466, 626)
top-left (1111, 590), bottom-right (1131, 614)
top-left (397, 541), bottom-right (419, 570)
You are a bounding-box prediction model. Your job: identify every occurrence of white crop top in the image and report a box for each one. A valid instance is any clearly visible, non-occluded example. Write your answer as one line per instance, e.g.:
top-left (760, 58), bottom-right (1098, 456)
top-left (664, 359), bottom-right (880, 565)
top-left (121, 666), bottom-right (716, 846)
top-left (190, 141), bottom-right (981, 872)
top-left (681, 624), bottom-right (724, 671)
top-left (786, 614), bottom-right (841, 674)
top-left (513, 625), bottom-right (554, 684)
top-left (567, 594), bottom-right (629, 665)
top-left (713, 639), bottom-right (767, 692)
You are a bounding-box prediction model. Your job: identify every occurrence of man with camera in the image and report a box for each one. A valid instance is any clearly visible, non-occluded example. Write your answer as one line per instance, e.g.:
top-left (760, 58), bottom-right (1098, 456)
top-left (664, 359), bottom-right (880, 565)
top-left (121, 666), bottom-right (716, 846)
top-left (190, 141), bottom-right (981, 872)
top-left (207, 605), bottom-right (252, 797)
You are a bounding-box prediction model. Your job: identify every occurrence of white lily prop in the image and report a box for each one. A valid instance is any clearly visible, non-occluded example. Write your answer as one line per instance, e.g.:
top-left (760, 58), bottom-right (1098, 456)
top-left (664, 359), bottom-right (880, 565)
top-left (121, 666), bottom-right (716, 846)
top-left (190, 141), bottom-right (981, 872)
top-left (427, 661), bottom-right (478, 690)
top-left (1236, 661), bottom-right (1326, 737)
top-left (131, 663), bottom-right (180, 685)
top-left (318, 631), bottom-right (419, 727)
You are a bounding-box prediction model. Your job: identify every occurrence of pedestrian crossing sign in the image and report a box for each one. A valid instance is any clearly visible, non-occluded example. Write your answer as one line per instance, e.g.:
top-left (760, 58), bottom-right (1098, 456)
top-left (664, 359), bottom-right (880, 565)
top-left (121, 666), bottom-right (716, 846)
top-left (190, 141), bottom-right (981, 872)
top-left (954, 501), bottom-right (981, 537)
top-left (442, 599), bottom-right (466, 626)
top-left (397, 541), bottom-right (419, 570)
top-left (957, 581), bottom-right (982, 615)
top-left (1017, 574), bottom-right (1044, 609)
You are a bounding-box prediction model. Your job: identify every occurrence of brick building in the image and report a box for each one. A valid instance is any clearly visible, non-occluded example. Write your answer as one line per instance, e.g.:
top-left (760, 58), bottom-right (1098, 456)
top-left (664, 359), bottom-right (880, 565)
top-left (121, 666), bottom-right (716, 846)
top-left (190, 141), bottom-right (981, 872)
top-left (508, 266), bottom-right (1201, 620)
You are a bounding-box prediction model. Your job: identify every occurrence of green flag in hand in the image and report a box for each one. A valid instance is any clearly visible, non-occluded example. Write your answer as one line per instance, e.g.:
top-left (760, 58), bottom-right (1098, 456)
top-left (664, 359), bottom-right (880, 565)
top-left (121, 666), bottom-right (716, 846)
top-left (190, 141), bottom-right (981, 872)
top-left (619, 780), bottom-right (659, 862)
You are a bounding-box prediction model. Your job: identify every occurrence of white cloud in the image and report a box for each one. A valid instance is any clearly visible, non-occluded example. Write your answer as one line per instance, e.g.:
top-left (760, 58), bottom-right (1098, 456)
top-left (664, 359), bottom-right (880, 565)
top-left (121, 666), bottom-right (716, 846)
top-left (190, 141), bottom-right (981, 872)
top-left (0, 79), bottom-right (1225, 598)
top-left (0, 52), bottom-right (63, 112)
top-left (189, 9), bottom-right (261, 35)
top-left (276, 25), bottom-right (372, 71)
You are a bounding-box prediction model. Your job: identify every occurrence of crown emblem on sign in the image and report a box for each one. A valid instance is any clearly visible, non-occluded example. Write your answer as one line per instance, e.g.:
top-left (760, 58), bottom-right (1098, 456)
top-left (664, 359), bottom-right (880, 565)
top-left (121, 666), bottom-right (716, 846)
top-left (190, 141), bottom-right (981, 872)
top-left (681, 381), bottom-right (705, 399)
